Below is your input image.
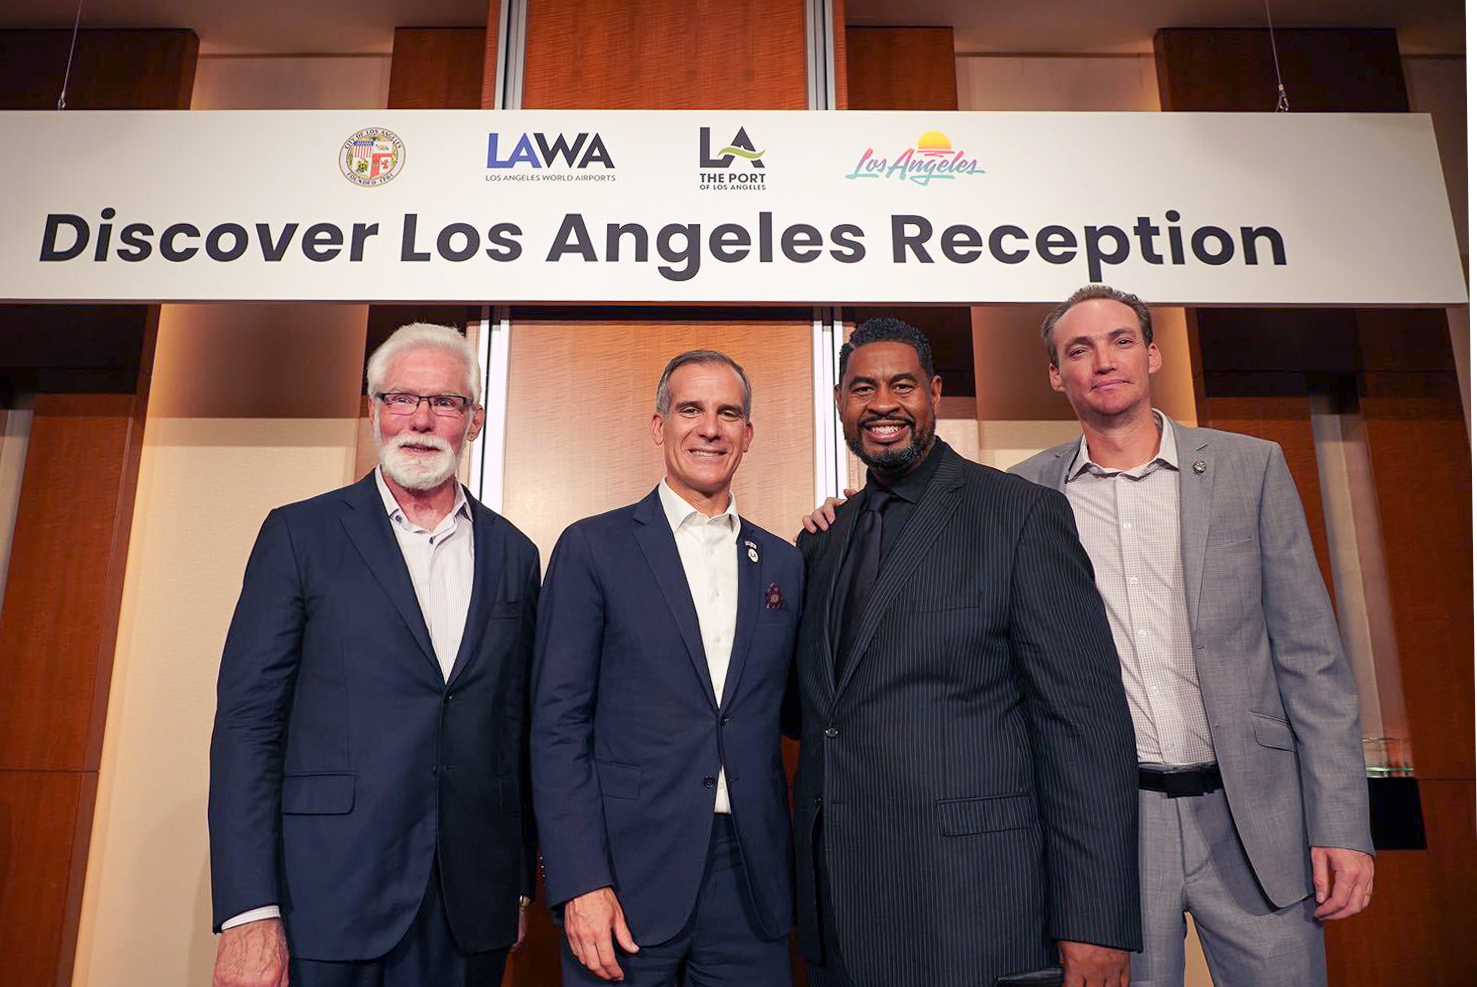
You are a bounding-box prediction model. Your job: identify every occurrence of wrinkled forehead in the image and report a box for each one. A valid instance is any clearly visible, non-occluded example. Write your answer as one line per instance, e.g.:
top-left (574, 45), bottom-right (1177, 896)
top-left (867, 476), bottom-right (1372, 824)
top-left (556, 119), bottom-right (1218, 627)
top-left (843, 340), bottom-right (927, 382)
top-left (1057, 298), bottom-right (1143, 340)
top-left (382, 346), bottom-right (472, 392)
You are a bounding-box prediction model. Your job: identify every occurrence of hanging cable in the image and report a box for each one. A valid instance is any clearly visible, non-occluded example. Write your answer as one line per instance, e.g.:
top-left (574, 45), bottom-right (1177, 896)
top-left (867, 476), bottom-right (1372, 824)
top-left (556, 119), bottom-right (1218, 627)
top-left (56, 0), bottom-right (86, 110)
top-left (1264, 0), bottom-right (1290, 112)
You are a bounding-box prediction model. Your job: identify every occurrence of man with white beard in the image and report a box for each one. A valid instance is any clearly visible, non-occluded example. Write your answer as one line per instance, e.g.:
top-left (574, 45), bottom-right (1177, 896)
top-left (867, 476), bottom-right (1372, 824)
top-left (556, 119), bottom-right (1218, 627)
top-left (209, 323), bottom-right (541, 987)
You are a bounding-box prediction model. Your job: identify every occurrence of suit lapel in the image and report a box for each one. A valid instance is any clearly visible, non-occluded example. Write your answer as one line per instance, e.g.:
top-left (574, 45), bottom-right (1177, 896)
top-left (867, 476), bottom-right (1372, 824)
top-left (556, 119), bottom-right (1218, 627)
top-left (720, 521), bottom-right (764, 709)
top-left (446, 497), bottom-right (506, 687)
top-left (1177, 427), bottom-right (1214, 628)
top-left (817, 498), bottom-right (863, 694)
top-left (832, 449), bottom-right (966, 705)
top-left (339, 473), bottom-right (439, 680)
top-left (1048, 444), bottom-right (1073, 493)
top-left (633, 489), bottom-right (717, 710)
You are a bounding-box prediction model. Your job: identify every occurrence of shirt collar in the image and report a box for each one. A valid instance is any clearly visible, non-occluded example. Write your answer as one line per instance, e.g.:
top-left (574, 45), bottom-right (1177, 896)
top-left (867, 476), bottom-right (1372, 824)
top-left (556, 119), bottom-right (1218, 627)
top-left (866, 437), bottom-right (946, 505)
top-left (375, 466), bottom-right (470, 529)
top-left (1067, 410), bottom-right (1179, 482)
top-left (657, 477), bottom-right (739, 535)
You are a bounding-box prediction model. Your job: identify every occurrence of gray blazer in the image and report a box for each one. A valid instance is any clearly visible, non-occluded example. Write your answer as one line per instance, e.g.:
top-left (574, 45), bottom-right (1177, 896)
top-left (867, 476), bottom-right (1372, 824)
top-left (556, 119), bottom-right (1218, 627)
top-left (1011, 424), bottom-right (1372, 907)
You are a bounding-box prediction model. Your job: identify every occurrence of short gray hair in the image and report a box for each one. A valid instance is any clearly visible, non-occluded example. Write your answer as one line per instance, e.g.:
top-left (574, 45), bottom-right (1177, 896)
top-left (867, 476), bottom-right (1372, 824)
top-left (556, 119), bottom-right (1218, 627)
top-left (366, 323), bottom-right (481, 402)
top-left (1040, 284), bottom-right (1154, 367)
top-left (655, 350), bottom-right (752, 421)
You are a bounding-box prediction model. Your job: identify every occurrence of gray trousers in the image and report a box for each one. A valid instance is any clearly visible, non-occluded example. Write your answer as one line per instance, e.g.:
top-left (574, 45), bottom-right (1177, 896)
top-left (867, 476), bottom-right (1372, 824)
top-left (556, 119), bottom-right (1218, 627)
top-left (1134, 787), bottom-right (1326, 987)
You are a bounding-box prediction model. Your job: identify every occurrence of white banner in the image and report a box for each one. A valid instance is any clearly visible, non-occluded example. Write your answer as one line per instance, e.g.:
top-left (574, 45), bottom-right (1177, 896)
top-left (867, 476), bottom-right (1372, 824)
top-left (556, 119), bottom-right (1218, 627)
top-left (2, 110), bottom-right (1465, 306)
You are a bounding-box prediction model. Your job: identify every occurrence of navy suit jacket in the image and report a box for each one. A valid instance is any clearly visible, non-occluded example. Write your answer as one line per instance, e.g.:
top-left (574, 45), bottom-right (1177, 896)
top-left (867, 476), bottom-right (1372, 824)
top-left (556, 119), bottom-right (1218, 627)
top-left (208, 472), bottom-right (540, 961)
top-left (530, 487), bottom-right (802, 946)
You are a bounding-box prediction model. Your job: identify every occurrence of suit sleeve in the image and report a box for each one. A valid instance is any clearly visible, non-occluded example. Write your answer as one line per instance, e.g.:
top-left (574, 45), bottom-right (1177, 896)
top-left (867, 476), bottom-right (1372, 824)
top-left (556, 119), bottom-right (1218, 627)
top-left (518, 546), bottom-right (542, 898)
top-left (530, 525), bottom-right (616, 907)
top-left (1007, 489), bottom-right (1142, 951)
top-left (207, 509), bottom-right (306, 932)
top-left (1257, 444), bottom-right (1372, 853)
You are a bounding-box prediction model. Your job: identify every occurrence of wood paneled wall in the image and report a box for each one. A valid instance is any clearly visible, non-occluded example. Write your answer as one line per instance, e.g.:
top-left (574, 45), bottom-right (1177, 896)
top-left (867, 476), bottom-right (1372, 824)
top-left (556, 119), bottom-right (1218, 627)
top-left (504, 312), bottom-right (816, 562)
top-left (0, 29), bottom-right (193, 987)
top-left (520, 0), bottom-right (809, 109)
top-left (0, 29), bottom-right (197, 110)
top-left (0, 358), bottom-right (158, 987)
top-left (844, 27), bottom-right (973, 413)
top-left (388, 27), bottom-right (487, 108)
top-left (845, 26), bottom-right (956, 111)
top-left (1157, 27), bottom-right (1473, 987)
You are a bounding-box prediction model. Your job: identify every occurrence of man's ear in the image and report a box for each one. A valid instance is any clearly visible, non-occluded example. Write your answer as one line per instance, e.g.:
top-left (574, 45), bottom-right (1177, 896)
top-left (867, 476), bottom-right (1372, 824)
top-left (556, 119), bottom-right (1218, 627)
top-left (651, 412), bottom-right (665, 446)
top-left (1048, 361), bottom-right (1065, 393)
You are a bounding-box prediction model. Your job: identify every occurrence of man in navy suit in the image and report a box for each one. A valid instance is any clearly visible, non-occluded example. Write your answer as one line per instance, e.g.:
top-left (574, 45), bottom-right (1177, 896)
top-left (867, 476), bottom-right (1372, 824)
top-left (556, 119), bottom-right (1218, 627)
top-left (209, 323), bottom-right (540, 987)
top-left (532, 350), bottom-right (802, 986)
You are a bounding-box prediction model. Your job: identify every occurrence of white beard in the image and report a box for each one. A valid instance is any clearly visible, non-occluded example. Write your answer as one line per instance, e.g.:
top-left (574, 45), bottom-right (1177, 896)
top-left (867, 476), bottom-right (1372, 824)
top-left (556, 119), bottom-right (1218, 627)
top-left (376, 430), bottom-right (460, 491)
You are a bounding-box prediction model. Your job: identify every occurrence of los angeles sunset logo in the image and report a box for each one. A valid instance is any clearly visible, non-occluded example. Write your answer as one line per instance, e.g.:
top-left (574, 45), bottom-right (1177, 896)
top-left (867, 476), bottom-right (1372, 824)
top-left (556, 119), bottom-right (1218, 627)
top-left (844, 131), bottom-right (984, 186)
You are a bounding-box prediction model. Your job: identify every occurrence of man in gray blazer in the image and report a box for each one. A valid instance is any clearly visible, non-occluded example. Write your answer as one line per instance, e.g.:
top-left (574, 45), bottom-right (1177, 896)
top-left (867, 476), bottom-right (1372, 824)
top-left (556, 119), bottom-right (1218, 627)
top-left (1011, 284), bottom-right (1374, 986)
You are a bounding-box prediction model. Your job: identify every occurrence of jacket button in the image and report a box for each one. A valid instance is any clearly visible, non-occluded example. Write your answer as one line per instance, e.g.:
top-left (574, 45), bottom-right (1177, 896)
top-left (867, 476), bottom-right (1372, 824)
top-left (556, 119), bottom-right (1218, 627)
top-left (703, 776), bottom-right (717, 789)
top-left (444, 692), bottom-right (454, 703)
top-left (720, 716), bottom-right (731, 726)
top-left (824, 726), bottom-right (839, 739)
top-left (814, 796), bottom-right (822, 807)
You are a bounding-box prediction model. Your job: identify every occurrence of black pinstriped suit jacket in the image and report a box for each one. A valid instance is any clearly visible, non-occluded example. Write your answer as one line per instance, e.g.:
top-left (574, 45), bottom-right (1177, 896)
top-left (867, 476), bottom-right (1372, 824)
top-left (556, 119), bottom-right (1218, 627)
top-left (793, 442), bottom-right (1142, 987)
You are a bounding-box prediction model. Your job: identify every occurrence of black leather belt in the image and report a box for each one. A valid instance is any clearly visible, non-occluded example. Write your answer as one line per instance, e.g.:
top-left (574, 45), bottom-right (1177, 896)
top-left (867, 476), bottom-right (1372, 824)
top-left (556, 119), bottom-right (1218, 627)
top-left (1139, 764), bottom-right (1223, 797)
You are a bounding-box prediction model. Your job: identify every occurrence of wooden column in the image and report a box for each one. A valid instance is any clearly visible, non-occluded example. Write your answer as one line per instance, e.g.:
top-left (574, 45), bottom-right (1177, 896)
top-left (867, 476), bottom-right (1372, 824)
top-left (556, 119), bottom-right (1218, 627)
top-left (358, 29), bottom-right (489, 476)
top-left (0, 29), bottom-right (194, 987)
top-left (843, 27), bottom-right (974, 402)
top-left (1157, 27), bottom-right (1474, 987)
top-left (480, 3), bottom-right (839, 982)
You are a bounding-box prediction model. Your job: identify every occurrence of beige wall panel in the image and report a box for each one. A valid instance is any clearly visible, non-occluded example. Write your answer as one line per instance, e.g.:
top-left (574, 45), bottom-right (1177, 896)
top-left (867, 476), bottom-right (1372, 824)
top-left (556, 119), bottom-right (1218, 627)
top-left (956, 54), bottom-right (1161, 111)
top-left (0, 405), bottom-right (31, 608)
top-left (74, 303), bottom-right (367, 987)
top-left (503, 321), bottom-right (814, 562)
top-left (975, 420), bottom-right (1083, 472)
top-left (191, 54), bottom-right (391, 109)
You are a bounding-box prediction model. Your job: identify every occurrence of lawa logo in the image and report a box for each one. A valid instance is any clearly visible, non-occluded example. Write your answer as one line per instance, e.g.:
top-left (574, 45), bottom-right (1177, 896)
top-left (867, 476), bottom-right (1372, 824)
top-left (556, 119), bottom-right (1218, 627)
top-left (486, 132), bottom-right (615, 169)
top-left (844, 131), bottom-right (984, 187)
top-left (699, 127), bottom-right (765, 169)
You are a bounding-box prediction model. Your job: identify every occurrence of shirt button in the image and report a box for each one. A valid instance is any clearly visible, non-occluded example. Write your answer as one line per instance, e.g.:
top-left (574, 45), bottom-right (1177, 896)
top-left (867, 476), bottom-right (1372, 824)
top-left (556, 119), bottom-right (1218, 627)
top-left (1123, 522), bottom-right (1132, 530)
top-left (1138, 630), bottom-right (1147, 638)
top-left (1129, 576), bottom-right (1140, 585)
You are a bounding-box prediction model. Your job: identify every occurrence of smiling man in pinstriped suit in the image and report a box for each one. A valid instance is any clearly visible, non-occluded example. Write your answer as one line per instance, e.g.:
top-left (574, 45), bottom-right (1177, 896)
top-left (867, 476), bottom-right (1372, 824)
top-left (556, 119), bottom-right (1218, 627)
top-left (793, 318), bottom-right (1141, 987)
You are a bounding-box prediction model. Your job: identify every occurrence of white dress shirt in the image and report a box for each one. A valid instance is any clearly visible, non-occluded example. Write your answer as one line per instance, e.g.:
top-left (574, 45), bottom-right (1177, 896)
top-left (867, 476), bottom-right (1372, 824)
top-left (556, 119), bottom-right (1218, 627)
top-left (657, 478), bottom-right (740, 814)
top-left (375, 467), bottom-right (475, 682)
top-left (1061, 411), bottom-right (1217, 767)
top-left (221, 469), bottom-right (476, 932)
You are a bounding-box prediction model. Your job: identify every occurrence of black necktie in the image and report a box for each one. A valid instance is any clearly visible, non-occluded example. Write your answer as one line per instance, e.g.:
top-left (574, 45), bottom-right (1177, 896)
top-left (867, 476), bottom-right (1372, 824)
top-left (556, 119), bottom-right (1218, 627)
top-left (836, 491), bottom-right (892, 679)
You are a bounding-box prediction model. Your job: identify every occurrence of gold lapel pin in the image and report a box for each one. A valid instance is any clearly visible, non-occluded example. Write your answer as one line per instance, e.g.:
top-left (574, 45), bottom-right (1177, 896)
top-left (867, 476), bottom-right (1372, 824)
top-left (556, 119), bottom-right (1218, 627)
top-left (1193, 459), bottom-right (1207, 474)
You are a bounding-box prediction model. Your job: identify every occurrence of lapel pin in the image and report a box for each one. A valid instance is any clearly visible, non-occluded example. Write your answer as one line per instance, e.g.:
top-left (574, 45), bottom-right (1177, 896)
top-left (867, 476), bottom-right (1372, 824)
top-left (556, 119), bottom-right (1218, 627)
top-left (747, 546), bottom-right (760, 563)
top-left (1193, 459), bottom-right (1207, 474)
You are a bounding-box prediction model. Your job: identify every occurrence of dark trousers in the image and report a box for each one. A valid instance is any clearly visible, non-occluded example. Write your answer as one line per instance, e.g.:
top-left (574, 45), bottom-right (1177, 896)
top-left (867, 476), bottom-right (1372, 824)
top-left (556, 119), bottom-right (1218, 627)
top-left (806, 817), bottom-right (857, 987)
top-left (560, 815), bottom-right (791, 987)
top-left (291, 863), bottom-right (509, 987)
